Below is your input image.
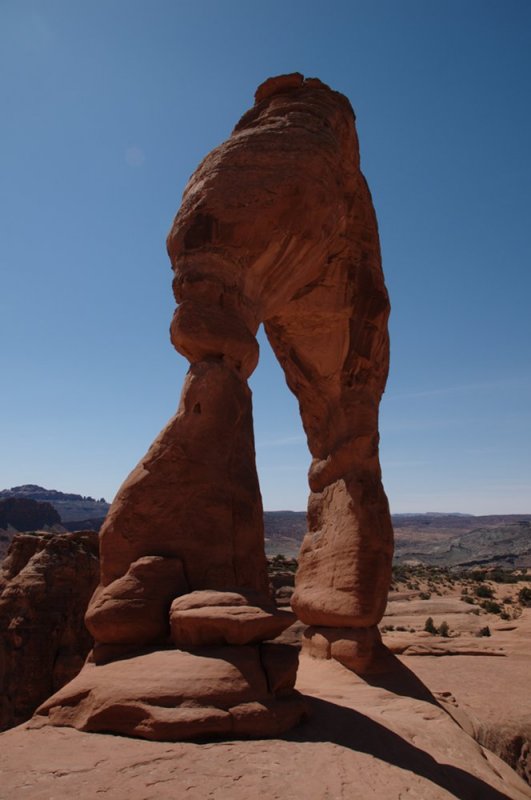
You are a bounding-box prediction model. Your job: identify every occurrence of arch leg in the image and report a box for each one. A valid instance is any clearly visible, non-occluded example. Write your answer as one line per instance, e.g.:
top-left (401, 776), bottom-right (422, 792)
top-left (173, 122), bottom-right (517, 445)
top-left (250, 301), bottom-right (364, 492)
top-left (265, 251), bottom-right (394, 672)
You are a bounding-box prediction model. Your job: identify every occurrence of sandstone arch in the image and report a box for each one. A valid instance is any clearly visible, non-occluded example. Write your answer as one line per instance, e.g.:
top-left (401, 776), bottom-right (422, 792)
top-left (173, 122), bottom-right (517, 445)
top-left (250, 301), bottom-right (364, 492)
top-left (37, 74), bottom-right (394, 740)
top-left (166, 72), bottom-right (393, 633)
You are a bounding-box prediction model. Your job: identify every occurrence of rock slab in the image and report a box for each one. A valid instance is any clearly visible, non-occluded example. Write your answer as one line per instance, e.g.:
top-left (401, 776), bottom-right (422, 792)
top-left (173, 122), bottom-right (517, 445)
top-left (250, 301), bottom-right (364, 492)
top-left (2, 654), bottom-right (529, 800)
top-left (36, 645), bottom-right (306, 740)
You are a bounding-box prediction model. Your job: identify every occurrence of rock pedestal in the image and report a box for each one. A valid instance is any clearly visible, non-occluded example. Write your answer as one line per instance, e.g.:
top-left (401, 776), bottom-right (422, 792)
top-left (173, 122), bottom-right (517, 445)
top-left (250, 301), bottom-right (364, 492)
top-left (37, 73), bottom-right (393, 740)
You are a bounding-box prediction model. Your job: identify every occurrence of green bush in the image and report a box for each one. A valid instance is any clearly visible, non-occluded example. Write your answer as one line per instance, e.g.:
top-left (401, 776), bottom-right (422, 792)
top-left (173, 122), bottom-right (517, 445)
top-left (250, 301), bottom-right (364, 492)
top-left (518, 587), bottom-right (531, 607)
top-left (424, 617), bottom-right (437, 635)
top-left (489, 568), bottom-right (518, 584)
top-left (480, 600), bottom-right (502, 614)
top-left (419, 591), bottom-right (431, 600)
top-left (477, 626), bottom-right (491, 637)
top-left (475, 584), bottom-right (494, 599)
top-left (438, 621), bottom-right (450, 638)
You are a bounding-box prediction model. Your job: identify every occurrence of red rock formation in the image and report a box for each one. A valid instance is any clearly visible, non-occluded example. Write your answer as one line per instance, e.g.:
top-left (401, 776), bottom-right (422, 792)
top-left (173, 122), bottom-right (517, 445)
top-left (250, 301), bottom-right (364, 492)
top-left (166, 71), bottom-right (394, 672)
top-left (169, 589), bottom-right (295, 647)
top-left (0, 531), bottom-right (99, 731)
top-left (39, 73), bottom-right (393, 740)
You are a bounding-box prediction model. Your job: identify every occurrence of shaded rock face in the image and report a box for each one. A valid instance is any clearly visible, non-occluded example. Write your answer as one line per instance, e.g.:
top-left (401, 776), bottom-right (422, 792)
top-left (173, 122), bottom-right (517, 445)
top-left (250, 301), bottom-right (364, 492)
top-left (0, 497), bottom-right (61, 532)
top-left (0, 531), bottom-right (99, 731)
top-left (40, 73), bottom-right (392, 740)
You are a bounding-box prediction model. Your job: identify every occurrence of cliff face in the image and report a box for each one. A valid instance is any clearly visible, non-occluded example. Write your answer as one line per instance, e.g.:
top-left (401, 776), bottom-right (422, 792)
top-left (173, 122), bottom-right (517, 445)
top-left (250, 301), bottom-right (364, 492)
top-left (0, 497), bottom-right (61, 531)
top-left (0, 530), bottom-right (99, 731)
top-left (0, 485), bottom-right (110, 524)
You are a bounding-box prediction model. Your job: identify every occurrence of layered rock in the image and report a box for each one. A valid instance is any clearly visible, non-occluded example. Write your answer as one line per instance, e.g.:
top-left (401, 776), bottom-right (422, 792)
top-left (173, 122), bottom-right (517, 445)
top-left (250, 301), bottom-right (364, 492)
top-left (169, 589), bottom-right (295, 647)
top-left (37, 645), bottom-right (302, 740)
top-left (0, 530), bottom-right (99, 731)
top-left (0, 497), bottom-right (60, 532)
top-left (40, 73), bottom-right (393, 740)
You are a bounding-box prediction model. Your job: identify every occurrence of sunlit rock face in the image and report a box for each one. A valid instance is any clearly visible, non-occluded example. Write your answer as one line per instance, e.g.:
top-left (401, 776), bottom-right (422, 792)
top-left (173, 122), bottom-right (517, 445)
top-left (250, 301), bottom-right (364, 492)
top-left (39, 73), bottom-right (393, 740)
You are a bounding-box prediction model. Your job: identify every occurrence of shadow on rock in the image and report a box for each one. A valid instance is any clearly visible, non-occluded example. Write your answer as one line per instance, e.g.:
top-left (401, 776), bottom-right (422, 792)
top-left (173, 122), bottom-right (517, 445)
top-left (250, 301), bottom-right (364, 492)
top-left (363, 651), bottom-right (444, 707)
top-left (287, 696), bottom-right (513, 800)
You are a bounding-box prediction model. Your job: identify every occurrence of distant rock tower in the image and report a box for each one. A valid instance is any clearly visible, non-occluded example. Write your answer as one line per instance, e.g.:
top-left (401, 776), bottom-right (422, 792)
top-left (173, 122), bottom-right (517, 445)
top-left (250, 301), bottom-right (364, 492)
top-left (37, 73), bottom-right (393, 740)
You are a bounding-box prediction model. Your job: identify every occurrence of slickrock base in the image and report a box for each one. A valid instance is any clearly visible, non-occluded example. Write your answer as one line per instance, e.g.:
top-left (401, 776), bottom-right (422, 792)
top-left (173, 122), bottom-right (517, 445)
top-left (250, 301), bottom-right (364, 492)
top-left (35, 645), bottom-right (307, 741)
top-left (4, 654), bottom-right (529, 800)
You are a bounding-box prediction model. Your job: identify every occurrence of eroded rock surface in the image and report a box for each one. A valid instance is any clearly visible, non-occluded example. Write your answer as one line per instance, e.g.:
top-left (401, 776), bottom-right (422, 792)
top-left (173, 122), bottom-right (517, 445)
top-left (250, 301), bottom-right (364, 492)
top-left (3, 655), bottom-right (529, 800)
top-left (0, 531), bottom-right (99, 731)
top-left (36, 646), bottom-right (304, 740)
top-left (170, 589), bottom-right (295, 647)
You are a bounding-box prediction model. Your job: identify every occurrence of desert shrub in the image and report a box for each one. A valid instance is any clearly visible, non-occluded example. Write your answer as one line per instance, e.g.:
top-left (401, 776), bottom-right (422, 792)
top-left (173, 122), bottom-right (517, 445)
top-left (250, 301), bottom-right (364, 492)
top-left (462, 595), bottom-right (475, 604)
top-left (269, 554), bottom-right (297, 573)
top-left (500, 611), bottom-right (511, 620)
top-left (395, 625), bottom-right (408, 632)
top-left (475, 584), bottom-right (494, 599)
top-left (381, 624), bottom-right (394, 632)
top-left (502, 595), bottom-right (513, 604)
top-left (438, 621), bottom-right (450, 638)
top-left (392, 565), bottom-right (408, 581)
top-left (477, 626), bottom-right (491, 637)
top-left (489, 568), bottom-right (518, 584)
top-left (518, 587), bottom-right (531, 607)
top-left (480, 600), bottom-right (502, 614)
top-left (424, 617), bottom-right (437, 635)
top-left (419, 591), bottom-right (431, 600)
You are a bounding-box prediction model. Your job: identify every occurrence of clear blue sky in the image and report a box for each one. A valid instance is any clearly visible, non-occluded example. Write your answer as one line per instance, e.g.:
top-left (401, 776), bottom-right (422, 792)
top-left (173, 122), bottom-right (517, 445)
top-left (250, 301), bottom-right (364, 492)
top-left (1, 0), bottom-right (530, 514)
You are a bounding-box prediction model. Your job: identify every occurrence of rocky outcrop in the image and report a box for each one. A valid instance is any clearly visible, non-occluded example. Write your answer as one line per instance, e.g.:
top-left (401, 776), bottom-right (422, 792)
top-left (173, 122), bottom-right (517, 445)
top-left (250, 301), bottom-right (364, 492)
top-left (0, 497), bottom-right (61, 531)
top-left (0, 530), bottom-right (99, 731)
top-left (39, 73), bottom-right (393, 740)
top-left (169, 589), bottom-right (295, 646)
top-left (37, 645), bottom-right (302, 740)
top-left (0, 484), bottom-right (110, 526)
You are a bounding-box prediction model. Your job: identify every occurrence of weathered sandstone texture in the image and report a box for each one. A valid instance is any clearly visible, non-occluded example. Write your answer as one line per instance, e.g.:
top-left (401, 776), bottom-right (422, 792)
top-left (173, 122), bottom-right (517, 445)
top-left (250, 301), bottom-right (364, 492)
top-left (37, 646), bottom-right (302, 740)
top-left (5, 655), bottom-right (531, 800)
top-left (0, 531), bottom-right (99, 731)
top-left (40, 73), bottom-right (393, 740)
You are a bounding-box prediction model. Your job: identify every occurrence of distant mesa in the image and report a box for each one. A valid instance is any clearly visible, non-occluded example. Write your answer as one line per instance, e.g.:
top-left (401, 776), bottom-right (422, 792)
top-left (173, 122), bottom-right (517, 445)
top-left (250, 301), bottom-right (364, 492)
top-left (1, 487), bottom-right (529, 570)
top-left (0, 497), bottom-right (60, 532)
top-left (0, 484), bottom-right (107, 504)
top-left (0, 485), bottom-right (110, 526)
